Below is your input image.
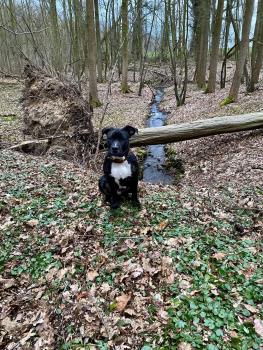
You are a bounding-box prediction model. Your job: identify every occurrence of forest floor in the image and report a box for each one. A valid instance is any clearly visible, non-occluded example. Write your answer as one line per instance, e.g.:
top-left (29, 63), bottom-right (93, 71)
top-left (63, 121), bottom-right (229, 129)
top-left (0, 71), bottom-right (262, 349)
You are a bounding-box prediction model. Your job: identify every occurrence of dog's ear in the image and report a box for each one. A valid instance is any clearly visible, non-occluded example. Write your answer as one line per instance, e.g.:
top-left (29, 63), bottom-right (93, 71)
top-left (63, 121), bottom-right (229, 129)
top-left (102, 127), bottom-right (114, 137)
top-left (122, 125), bottom-right (138, 137)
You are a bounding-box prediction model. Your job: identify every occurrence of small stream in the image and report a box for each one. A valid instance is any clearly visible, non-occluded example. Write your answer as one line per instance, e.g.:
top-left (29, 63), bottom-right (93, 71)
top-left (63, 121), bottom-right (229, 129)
top-left (143, 88), bottom-right (173, 185)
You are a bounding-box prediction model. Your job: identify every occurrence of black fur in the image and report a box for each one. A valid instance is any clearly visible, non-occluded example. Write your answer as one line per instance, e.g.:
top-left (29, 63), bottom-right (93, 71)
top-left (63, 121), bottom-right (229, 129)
top-left (99, 125), bottom-right (140, 209)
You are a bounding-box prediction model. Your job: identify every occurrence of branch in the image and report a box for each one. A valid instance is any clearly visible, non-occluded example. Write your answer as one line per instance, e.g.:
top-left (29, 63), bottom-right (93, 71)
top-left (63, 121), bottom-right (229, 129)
top-left (0, 25), bottom-right (48, 36)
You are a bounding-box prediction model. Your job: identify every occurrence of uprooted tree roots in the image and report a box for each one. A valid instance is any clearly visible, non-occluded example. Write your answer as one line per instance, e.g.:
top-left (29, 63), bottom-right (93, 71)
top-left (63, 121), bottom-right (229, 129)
top-left (20, 64), bottom-right (96, 164)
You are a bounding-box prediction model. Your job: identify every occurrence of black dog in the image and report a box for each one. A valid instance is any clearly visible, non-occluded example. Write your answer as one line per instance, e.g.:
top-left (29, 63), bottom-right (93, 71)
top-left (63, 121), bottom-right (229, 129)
top-left (99, 125), bottom-right (141, 209)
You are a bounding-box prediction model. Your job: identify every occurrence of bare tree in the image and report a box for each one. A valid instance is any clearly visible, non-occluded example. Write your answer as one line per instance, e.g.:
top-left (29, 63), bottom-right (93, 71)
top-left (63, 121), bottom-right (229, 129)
top-left (206, 0), bottom-right (224, 93)
top-left (195, 0), bottom-right (211, 88)
top-left (94, 0), bottom-right (103, 82)
top-left (224, 0), bottom-right (254, 104)
top-left (86, 0), bottom-right (101, 107)
top-left (247, 0), bottom-right (263, 92)
top-left (121, 0), bottom-right (130, 93)
top-left (168, 0), bottom-right (189, 106)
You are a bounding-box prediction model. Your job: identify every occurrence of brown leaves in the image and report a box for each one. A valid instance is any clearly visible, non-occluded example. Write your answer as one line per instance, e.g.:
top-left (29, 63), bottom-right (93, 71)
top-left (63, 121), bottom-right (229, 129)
top-left (243, 303), bottom-right (259, 314)
top-left (157, 309), bottom-right (169, 323)
top-left (254, 319), bottom-right (263, 338)
top-left (1, 317), bottom-right (19, 332)
top-left (179, 279), bottom-right (191, 290)
top-left (115, 293), bottom-right (132, 312)
top-left (26, 219), bottom-right (39, 227)
top-left (178, 342), bottom-right (192, 350)
top-left (212, 252), bottom-right (226, 260)
top-left (0, 278), bottom-right (16, 289)
top-left (87, 270), bottom-right (99, 281)
top-left (156, 219), bottom-right (169, 231)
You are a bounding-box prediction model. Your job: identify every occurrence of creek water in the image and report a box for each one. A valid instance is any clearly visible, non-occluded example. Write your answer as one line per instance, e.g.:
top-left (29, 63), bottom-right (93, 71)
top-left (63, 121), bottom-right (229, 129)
top-left (143, 88), bottom-right (173, 184)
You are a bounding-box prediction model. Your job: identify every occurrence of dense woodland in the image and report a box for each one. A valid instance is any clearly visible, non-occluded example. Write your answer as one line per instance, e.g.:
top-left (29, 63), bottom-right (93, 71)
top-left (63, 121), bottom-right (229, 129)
top-left (1, 0), bottom-right (263, 106)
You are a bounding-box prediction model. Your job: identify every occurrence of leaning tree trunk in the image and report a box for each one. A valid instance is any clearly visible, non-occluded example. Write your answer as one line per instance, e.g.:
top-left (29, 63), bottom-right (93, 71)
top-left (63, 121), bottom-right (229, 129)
top-left (225, 0), bottom-right (254, 103)
top-left (206, 0), bottom-right (224, 93)
top-left (121, 0), bottom-right (130, 93)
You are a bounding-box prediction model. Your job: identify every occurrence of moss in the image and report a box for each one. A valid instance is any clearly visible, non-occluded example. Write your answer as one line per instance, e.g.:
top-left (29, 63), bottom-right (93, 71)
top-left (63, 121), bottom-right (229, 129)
top-left (136, 147), bottom-right (147, 162)
top-left (165, 146), bottom-right (185, 180)
top-left (220, 95), bottom-right (234, 107)
top-left (121, 86), bottom-right (132, 94)
top-left (90, 99), bottom-right (102, 108)
top-left (0, 114), bottom-right (17, 122)
top-left (136, 147), bottom-right (147, 180)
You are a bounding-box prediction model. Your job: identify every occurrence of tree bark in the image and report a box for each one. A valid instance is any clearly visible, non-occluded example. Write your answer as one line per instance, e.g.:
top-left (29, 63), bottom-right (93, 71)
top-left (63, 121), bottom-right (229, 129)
top-left (195, 0), bottom-right (211, 88)
top-left (226, 0), bottom-right (254, 103)
top-left (248, 0), bottom-right (263, 92)
top-left (86, 0), bottom-right (101, 107)
top-left (130, 112), bottom-right (263, 146)
top-left (49, 0), bottom-right (61, 71)
top-left (206, 0), bottom-right (224, 93)
top-left (220, 0), bottom-right (232, 88)
top-left (121, 0), bottom-right (130, 93)
top-left (94, 0), bottom-right (103, 83)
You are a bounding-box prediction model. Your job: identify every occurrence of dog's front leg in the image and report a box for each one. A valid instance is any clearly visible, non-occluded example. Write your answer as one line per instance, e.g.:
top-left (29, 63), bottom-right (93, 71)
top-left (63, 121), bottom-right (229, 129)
top-left (107, 176), bottom-right (120, 209)
top-left (130, 179), bottom-right (141, 207)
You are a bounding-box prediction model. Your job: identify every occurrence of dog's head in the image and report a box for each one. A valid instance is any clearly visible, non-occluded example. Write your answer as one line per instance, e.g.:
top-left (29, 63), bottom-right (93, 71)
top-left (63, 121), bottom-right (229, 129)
top-left (102, 125), bottom-right (138, 159)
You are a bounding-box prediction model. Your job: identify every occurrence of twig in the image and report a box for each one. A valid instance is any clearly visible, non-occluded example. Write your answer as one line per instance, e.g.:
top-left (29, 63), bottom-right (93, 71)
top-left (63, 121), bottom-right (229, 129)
top-left (0, 70), bottom-right (22, 81)
top-left (0, 24), bottom-right (49, 36)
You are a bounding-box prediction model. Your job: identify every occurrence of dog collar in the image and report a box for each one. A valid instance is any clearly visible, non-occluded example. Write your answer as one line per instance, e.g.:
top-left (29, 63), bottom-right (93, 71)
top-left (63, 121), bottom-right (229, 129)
top-left (108, 156), bottom-right (127, 163)
top-left (107, 156), bottom-right (125, 163)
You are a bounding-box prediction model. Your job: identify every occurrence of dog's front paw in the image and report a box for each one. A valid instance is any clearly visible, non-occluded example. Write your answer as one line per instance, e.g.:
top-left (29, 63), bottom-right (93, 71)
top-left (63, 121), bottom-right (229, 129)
top-left (132, 199), bottom-right (141, 208)
top-left (110, 201), bottom-right (120, 210)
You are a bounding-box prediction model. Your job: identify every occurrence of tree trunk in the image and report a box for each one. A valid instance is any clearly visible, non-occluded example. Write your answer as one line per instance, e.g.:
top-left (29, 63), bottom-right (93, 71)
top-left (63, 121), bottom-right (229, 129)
top-left (130, 112), bottom-right (263, 146)
top-left (220, 0), bottom-right (231, 88)
top-left (94, 0), bottom-right (103, 83)
top-left (49, 0), bottom-right (61, 71)
top-left (132, 0), bottom-right (143, 61)
top-left (121, 0), bottom-right (130, 93)
top-left (86, 0), bottom-right (101, 107)
top-left (226, 0), bottom-right (254, 103)
top-left (160, 1), bottom-right (170, 61)
top-left (248, 0), bottom-right (263, 92)
top-left (189, 0), bottom-right (198, 55)
top-left (195, 0), bottom-right (211, 89)
top-left (206, 0), bottom-right (224, 93)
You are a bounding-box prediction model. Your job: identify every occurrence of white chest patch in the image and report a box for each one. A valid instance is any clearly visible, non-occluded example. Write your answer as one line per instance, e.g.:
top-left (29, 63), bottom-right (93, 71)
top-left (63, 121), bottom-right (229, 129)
top-left (111, 160), bottom-right (132, 185)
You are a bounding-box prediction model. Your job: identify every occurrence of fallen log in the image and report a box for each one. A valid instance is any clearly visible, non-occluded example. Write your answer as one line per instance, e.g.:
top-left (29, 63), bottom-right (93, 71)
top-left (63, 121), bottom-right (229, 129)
top-left (7, 112), bottom-right (263, 153)
top-left (130, 112), bottom-right (263, 146)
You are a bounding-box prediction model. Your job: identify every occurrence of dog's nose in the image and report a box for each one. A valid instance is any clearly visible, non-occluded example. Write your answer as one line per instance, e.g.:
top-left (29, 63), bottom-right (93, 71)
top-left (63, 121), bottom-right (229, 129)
top-left (112, 146), bottom-right (119, 153)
